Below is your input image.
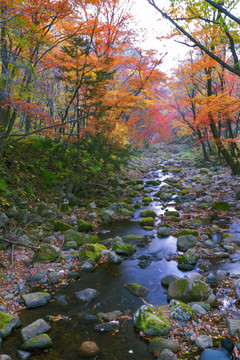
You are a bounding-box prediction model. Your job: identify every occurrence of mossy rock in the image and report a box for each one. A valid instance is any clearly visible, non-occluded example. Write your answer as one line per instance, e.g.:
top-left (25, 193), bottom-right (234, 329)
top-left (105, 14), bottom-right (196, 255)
top-left (122, 203), bottom-right (134, 211)
top-left (142, 197), bottom-right (152, 204)
top-left (119, 209), bottom-right (133, 217)
top-left (53, 220), bottom-right (74, 232)
top-left (168, 279), bottom-right (211, 303)
top-left (134, 204), bottom-right (141, 209)
top-left (140, 210), bottom-right (157, 218)
top-left (124, 283), bottom-right (149, 297)
top-left (133, 305), bottom-right (171, 336)
top-left (64, 229), bottom-right (100, 246)
top-left (170, 216), bottom-right (180, 222)
top-left (34, 245), bottom-right (61, 263)
top-left (95, 200), bottom-right (110, 208)
top-left (59, 203), bottom-right (70, 214)
top-left (112, 238), bottom-right (136, 255)
top-left (177, 250), bottom-right (198, 270)
top-left (139, 217), bottom-right (154, 227)
top-left (164, 210), bottom-right (179, 217)
top-left (170, 299), bottom-right (193, 321)
top-left (22, 334), bottom-right (52, 350)
top-left (176, 229), bottom-right (198, 238)
top-left (212, 201), bottom-right (229, 211)
top-left (189, 219), bottom-right (202, 227)
top-left (0, 312), bottom-right (21, 338)
top-left (77, 220), bottom-right (94, 232)
top-left (146, 180), bottom-right (160, 186)
top-left (124, 234), bottom-right (145, 242)
top-left (79, 243), bottom-right (107, 262)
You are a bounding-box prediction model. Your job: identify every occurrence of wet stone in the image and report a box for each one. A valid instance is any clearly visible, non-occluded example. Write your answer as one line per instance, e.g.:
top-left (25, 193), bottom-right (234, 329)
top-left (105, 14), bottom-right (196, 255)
top-left (76, 288), bottom-right (99, 303)
top-left (22, 292), bottom-right (50, 309)
top-left (21, 319), bottom-right (51, 342)
top-left (21, 334), bottom-right (53, 351)
top-left (16, 350), bottom-right (31, 360)
top-left (95, 322), bottom-right (119, 332)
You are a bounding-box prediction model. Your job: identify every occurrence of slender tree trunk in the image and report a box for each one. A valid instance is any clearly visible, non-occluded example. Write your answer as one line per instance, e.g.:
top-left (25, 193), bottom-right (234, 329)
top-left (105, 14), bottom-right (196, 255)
top-left (207, 72), bottom-right (240, 175)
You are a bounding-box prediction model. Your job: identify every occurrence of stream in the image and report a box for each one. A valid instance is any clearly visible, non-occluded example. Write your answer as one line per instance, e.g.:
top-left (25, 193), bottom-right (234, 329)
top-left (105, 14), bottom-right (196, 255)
top-left (2, 161), bottom-right (240, 360)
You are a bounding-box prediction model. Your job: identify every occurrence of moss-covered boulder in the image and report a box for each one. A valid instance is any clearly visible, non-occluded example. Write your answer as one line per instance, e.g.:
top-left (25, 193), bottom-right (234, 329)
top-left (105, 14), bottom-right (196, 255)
top-left (146, 180), bottom-right (160, 186)
top-left (34, 244), bottom-right (61, 263)
top-left (64, 229), bottom-right (100, 246)
top-left (53, 220), bottom-right (74, 232)
top-left (77, 220), bottom-right (94, 232)
top-left (124, 283), bottom-right (149, 297)
top-left (177, 235), bottom-right (197, 251)
top-left (111, 238), bottom-right (136, 255)
top-left (212, 201), bottom-right (230, 211)
top-left (164, 210), bottom-right (179, 217)
top-left (124, 234), bottom-right (145, 242)
top-left (142, 197), bottom-right (152, 205)
top-left (79, 243), bottom-right (107, 262)
top-left (0, 312), bottom-right (21, 338)
top-left (170, 299), bottom-right (193, 321)
top-left (133, 305), bottom-right (171, 336)
top-left (140, 210), bottom-right (157, 218)
top-left (139, 217), bottom-right (154, 227)
top-left (22, 334), bottom-right (52, 351)
top-left (189, 219), bottom-right (202, 228)
top-left (177, 250), bottom-right (199, 270)
top-left (168, 279), bottom-right (211, 303)
top-left (176, 229), bottom-right (198, 238)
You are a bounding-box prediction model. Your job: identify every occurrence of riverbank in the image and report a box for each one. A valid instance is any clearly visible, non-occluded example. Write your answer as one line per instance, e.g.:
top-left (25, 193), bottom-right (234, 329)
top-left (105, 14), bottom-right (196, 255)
top-left (0, 144), bottom-right (240, 359)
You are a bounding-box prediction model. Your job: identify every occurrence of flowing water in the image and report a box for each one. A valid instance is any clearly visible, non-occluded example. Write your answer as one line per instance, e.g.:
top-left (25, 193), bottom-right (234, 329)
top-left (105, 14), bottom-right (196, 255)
top-left (2, 166), bottom-right (240, 360)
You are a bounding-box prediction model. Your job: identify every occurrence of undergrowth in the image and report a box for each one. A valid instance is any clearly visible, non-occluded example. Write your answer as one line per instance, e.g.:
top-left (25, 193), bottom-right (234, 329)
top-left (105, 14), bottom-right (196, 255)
top-left (0, 135), bottom-right (132, 207)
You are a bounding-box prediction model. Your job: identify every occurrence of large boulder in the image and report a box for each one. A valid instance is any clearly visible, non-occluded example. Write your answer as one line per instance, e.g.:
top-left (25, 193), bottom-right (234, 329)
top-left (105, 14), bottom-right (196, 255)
top-left (169, 300), bottom-right (192, 321)
top-left (168, 279), bottom-right (211, 303)
top-left (79, 243), bottom-right (107, 262)
top-left (0, 312), bottom-right (21, 338)
top-left (111, 238), bottom-right (136, 255)
top-left (64, 229), bottom-right (100, 246)
top-left (133, 305), bottom-right (171, 336)
top-left (177, 235), bottom-right (197, 251)
top-left (34, 244), bottom-right (61, 263)
top-left (177, 250), bottom-right (199, 270)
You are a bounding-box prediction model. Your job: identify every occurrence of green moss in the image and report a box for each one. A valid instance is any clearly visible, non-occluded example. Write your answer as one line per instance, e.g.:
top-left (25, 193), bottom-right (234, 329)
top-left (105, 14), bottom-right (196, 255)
top-left (122, 203), bottom-right (133, 211)
top-left (77, 220), bottom-right (93, 232)
top-left (34, 245), bottom-right (60, 262)
top-left (140, 210), bottom-right (157, 218)
top-left (59, 203), bottom-right (70, 214)
top-left (134, 204), bottom-right (141, 209)
top-left (139, 217), bottom-right (154, 227)
top-left (124, 234), bottom-right (144, 241)
top-left (133, 305), bottom-right (171, 336)
top-left (146, 180), bottom-right (160, 186)
top-left (79, 243), bottom-right (107, 262)
top-left (176, 229), bottom-right (198, 238)
top-left (142, 197), bottom-right (152, 204)
top-left (164, 210), bottom-right (179, 217)
top-left (53, 220), bottom-right (74, 231)
top-left (212, 201), bottom-right (229, 211)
